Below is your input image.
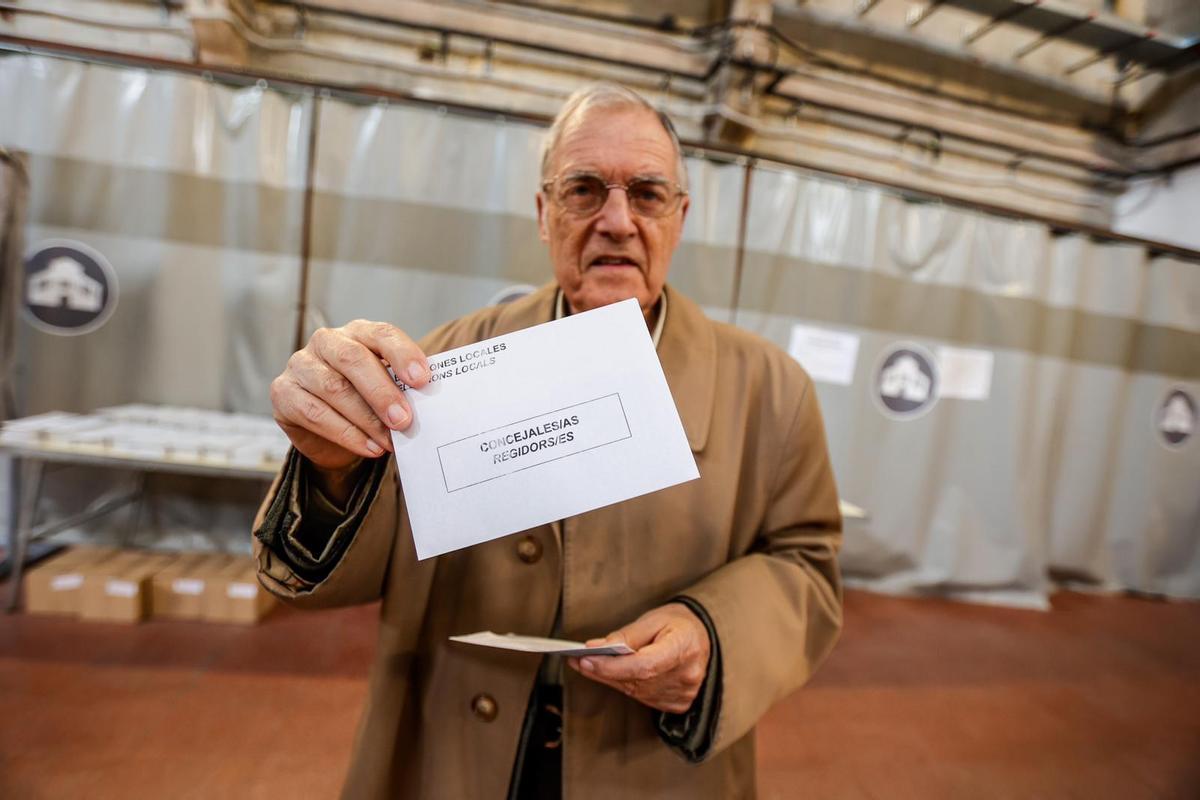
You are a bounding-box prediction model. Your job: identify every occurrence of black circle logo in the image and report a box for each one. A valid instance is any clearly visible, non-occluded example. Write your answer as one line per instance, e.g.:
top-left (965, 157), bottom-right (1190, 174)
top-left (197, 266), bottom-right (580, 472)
top-left (874, 343), bottom-right (939, 419)
top-left (23, 240), bottom-right (118, 336)
top-left (1157, 389), bottom-right (1196, 449)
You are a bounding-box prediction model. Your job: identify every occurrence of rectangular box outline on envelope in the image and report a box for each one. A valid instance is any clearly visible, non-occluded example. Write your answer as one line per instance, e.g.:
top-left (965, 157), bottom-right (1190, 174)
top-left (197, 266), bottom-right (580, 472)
top-left (436, 393), bottom-right (632, 493)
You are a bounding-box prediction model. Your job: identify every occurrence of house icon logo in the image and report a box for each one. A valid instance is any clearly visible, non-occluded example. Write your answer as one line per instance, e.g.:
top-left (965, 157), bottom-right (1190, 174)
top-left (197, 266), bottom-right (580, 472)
top-left (1157, 389), bottom-right (1196, 449)
top-left (29, 257), bottom-right (103, 312)
top-left (875, 342), bottom-right (939, 419)
top-left (23, 240), bottom-right (118, 335)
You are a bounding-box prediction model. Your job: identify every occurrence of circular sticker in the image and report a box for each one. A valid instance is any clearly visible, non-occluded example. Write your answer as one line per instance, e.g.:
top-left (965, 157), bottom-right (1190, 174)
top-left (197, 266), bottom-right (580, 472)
top-left (1156, 388), bottom-right (1196, 449)
top-left (487, 283), bottom-right (536, 306)
top-left (874, 342), bottom-right (939, 419)
top-left (24, 239), bottom-right (118, 335)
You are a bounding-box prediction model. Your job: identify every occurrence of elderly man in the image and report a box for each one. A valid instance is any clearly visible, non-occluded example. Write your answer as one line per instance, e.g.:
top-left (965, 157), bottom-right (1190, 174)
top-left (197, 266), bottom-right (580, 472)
top-left (253, 83), bottom-right (842, 799)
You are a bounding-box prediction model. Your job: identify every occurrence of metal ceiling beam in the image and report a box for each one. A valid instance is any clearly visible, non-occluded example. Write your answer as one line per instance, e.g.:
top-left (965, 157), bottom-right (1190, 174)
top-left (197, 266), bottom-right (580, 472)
top-left (1064, 31), bottom-right (1153, 76)
top-left (962, 1), bottom-right (1034, 46)
top-left (940, 0), bottom-right (1198, 71)
top-left (1013, 14), bottom-right (1091, 61)
top-left (906, 0), bottom-right (947, 30)
top-left (290, 0), bottom-right (712, 79)
top-left (855, 0), bottom-right (884, 18)
top-left (6, 31), bottom-right (1200, 263)
top-left (768, 71), bottom-right (1127, 175)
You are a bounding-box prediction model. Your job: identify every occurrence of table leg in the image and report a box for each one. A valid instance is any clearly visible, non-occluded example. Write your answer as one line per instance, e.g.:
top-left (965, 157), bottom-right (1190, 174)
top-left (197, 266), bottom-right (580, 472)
top-left (122, 471), bottom-right (147, 547)
top-left (6, 457), bottom-right (45, 612)
top-left (3, 454), bottom-right (14, 563)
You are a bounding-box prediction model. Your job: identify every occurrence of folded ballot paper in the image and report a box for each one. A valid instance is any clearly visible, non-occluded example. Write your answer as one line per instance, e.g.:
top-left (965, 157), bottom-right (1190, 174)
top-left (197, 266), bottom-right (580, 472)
top-left (390, 298), bottom-right (698, 560)
top-left (450, 631), bottom-right (635, 657)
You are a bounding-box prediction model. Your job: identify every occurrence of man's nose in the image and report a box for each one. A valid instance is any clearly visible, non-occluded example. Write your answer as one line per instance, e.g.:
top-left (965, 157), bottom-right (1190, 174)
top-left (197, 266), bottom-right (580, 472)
top-left (594, 186), bottom-right (637, 239)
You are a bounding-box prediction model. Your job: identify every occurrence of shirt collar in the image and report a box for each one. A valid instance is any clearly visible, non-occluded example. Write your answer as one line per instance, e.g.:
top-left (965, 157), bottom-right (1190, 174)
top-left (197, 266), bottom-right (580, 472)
top-left (553, 289), bottom-right (668, 349)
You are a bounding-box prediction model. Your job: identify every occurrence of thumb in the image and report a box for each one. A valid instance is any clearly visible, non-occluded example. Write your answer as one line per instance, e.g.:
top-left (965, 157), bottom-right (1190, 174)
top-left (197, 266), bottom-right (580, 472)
top-left (584, 631), bottom-right (625, 647)
top-left (588, 614), bottom-right (666, 650)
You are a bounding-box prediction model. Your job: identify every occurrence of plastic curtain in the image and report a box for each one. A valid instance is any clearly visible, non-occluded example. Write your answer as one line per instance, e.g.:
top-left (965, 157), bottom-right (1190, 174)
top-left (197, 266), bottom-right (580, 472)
top-left (737, 165), bottom-right (1200, 601)
top-left (2, 55), bottom-right (1196, 596)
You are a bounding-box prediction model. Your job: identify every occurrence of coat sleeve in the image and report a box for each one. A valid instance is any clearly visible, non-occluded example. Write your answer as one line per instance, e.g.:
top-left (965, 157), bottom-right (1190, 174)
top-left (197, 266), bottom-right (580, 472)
top-left (249, 312), bottom-right (494, 609)
top-left (678, 375), bottom-right (844, 757)
top-left (252, 449), bottom-right (404, 609)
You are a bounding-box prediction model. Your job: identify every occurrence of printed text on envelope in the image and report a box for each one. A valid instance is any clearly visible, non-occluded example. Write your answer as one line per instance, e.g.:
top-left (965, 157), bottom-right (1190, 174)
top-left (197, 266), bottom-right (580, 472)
top-left (437, 394), bottom-right (631, 492)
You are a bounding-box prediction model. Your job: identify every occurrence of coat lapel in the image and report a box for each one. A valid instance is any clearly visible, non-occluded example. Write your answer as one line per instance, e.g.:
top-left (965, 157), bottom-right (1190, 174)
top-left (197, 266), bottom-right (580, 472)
top-left (656, 286), bottom-right (717, 453)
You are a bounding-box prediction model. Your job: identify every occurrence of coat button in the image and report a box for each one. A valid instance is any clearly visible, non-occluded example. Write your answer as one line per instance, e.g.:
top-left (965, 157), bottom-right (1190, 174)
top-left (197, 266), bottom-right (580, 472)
top-left (515, 535), bottom-right (543, 564)
top-left (471, 693), bottom-right (498, 722)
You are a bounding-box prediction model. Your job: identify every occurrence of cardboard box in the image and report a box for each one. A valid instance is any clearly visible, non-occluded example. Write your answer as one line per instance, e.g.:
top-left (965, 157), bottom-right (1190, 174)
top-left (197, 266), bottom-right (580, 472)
top-left (150, 552), bottom-right (235, 620)
top-left (203, 558), bottom-right (275, 624)
top-left (24, 547), bottom-right (119, 616)
top-left (80, 550), bottom-right (179, 623)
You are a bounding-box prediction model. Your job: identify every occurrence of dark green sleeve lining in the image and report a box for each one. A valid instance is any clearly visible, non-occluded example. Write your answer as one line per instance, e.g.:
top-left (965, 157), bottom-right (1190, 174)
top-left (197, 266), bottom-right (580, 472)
top-left (654, 595), bottom-right (722, 763)
top-left (253, 450), bottom-right (388, 585)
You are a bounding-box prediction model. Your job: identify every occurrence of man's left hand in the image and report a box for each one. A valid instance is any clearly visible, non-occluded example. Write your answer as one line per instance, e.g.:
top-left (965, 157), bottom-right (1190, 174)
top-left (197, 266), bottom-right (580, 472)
top-left (566, 602), bottom-right (710, 714)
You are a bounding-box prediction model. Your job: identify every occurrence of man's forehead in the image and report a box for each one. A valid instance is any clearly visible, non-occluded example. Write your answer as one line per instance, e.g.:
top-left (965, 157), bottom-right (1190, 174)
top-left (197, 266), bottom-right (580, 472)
top-left (550, 106), bottom-right (678, 177)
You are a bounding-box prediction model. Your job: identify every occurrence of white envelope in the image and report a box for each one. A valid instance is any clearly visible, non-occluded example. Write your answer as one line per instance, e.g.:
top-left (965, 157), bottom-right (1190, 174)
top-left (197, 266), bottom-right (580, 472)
top-left (449, 631), bottom-right (635, 657)
top-left (391, 298), bottom-right (699, 560)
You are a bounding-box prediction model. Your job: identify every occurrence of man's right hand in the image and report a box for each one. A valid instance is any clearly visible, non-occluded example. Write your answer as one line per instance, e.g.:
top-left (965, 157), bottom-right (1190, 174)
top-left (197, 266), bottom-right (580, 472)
top-left (270, 320), bottom-right (431, 491)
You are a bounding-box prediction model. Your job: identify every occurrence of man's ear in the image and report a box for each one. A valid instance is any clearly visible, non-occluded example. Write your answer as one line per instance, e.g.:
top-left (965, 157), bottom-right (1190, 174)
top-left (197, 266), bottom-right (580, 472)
top-left (679, 194), bottom-right (690, 227)
top-left (536, 192), bottom-right (549, 243)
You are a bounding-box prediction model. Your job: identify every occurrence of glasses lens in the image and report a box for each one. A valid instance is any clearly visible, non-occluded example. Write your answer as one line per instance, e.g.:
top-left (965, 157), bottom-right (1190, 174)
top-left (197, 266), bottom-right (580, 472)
top-left (557, 175), bottom-right (607, 214)
top-left (628, 180), bottom-right (674, 217)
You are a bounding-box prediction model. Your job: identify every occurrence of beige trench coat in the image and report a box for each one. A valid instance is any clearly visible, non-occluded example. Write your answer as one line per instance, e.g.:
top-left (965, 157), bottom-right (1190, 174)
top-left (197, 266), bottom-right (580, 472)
top-left (254, 283), bottom-right (843, 800)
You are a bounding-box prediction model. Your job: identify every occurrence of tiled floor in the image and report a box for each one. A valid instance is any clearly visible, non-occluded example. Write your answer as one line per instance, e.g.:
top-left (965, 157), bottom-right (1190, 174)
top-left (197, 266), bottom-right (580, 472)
top-left (2, 589), bottom-right (1197, 799)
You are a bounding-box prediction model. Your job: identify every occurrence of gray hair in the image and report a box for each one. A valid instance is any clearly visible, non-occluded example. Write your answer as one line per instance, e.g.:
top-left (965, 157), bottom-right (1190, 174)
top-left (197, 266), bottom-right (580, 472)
top-left (540, 82), bottom-right (689, 192)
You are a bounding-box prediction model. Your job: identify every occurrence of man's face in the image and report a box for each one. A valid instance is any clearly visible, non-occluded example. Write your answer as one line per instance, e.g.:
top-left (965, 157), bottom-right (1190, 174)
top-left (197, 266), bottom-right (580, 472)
top-left (537, 106), bottom-right (689, 317)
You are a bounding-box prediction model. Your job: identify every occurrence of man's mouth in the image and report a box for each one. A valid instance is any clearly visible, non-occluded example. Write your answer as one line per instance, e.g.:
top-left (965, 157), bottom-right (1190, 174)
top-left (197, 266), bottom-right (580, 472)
top-left (589, 256), bottom-right (639, 269)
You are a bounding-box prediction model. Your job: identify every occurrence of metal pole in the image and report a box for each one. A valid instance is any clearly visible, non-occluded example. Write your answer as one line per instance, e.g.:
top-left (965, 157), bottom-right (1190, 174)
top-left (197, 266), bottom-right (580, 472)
top-left (6, 458), bottom-right (44, 611)
top-left (293, 93), bottom-right (322, 353)
top-left (729, 158), bottom-right (755, 327)
top-left (0, 149), bottom-right (28, 421)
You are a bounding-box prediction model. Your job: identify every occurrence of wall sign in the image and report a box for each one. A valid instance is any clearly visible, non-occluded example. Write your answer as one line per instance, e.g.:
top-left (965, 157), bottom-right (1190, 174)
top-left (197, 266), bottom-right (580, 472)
top-left (1157, 388), bottom-right (1196, 449)
top-left (874, 342), bottom-right (939, 420)
top-left (788, 323), bottom-right (861, 386)
top-left (936, 345), bottom-right (994, 401)
top-left (24, 239), bottom-right (118, 336)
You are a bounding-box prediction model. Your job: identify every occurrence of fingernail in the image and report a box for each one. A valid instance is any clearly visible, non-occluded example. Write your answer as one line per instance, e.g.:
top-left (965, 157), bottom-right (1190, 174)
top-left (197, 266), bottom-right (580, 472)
top-left (387, 403), bottom-right (408, 428)
top-left (406, 361), bottom-right (427, 384)
top-left (581, 658), bottom-right (594, 672)
top-left (366, 440), bottom-right (383, 456)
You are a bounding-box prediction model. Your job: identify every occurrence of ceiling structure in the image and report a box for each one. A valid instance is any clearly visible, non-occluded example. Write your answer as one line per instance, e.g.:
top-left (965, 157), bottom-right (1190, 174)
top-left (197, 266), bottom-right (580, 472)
top-left (1, 0), bottom-right (1198, 230)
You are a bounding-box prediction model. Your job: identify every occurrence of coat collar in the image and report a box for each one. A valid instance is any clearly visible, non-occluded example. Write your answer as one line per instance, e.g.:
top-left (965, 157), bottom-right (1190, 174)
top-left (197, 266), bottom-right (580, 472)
top-left (489, 282), bottom-right (715, 453)
top-left (655, 285), bottom-right (716, 453)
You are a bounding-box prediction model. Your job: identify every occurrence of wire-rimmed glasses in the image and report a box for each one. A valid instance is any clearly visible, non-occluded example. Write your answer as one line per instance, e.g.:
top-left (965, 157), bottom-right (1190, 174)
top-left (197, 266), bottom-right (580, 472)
top-left (541, 173), bottom-right (687, 218)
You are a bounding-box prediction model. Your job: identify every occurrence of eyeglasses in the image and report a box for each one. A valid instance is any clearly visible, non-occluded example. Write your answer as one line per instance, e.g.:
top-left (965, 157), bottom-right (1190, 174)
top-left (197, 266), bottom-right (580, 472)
top-left (541, 173), bottom-right (687, 218)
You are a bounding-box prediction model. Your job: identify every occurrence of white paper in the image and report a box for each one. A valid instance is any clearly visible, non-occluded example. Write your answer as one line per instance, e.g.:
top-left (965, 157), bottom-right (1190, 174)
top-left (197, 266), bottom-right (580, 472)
top-left (838, 499), bottom-right (869, 520)
top-left (105, 580), bottom-right (137, 598)
top-left (0, 413), bottom-right (101, 446)
top-left (449, 631), bottom-right (635, 657)
top-left (788, 324), bottom-right (861, 386)
top-left (937, 346), bottom-right (994, 400)
top-left (391, 298), bottom-right (698, 560)
top-left (171, 578), bottom-right (205, 596)
top-left (227, 583), bottom-right (258, 599)
top-left (50, 573), bottom-right (84, 591)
